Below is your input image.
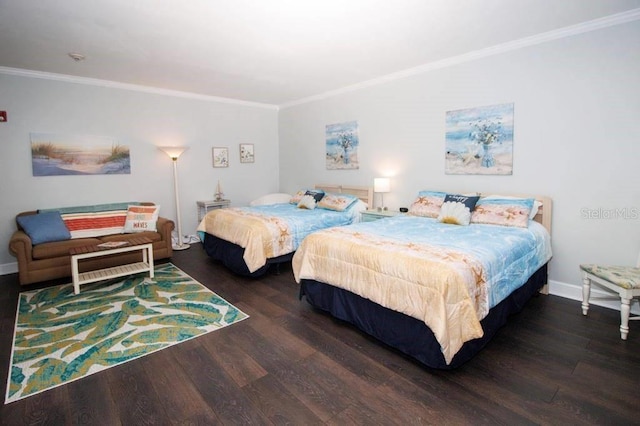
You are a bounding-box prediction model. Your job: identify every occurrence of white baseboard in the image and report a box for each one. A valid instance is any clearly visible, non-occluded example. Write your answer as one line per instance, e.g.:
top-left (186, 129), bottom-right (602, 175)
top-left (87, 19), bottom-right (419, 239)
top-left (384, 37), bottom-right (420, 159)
top-left (0, 262), bottom-right (18, 275)
top-left (548, 279), bottom-right (640, 315)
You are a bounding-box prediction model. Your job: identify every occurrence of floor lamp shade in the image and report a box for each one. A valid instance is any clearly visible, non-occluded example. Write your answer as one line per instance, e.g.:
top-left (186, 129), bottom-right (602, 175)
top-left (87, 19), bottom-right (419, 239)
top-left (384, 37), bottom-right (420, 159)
top-left (159, 146), bottom-right (190, 250)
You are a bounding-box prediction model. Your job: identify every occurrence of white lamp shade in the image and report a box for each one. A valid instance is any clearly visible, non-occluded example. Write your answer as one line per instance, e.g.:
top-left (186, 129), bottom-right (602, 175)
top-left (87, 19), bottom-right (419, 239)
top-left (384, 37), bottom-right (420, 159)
top-left (159, 146), bottom-right (188, 159)
top-left (374, 177), bottom-right (391, 193)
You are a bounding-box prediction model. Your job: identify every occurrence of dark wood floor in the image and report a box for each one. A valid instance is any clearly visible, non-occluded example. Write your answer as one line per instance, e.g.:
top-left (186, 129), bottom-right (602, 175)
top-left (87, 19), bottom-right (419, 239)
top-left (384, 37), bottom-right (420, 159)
top-left (1, 244), bottom-right (638, 425)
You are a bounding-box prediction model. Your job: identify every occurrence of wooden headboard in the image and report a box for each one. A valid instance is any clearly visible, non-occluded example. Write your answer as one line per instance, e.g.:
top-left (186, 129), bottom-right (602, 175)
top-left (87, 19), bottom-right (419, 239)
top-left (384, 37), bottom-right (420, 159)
top-left (315, 184), bottom-right (374, 210)
top-left (531, 195), bottom-right (552, 235)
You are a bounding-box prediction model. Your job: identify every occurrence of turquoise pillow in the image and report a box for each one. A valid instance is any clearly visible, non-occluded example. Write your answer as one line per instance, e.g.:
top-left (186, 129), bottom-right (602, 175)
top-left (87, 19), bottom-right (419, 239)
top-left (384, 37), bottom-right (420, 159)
top-left (17, 211), bottom-right (71, 244)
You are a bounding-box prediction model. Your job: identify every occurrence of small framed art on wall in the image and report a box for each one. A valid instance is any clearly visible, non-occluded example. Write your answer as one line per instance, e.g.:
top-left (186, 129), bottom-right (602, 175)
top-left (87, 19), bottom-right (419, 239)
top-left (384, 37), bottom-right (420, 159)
top-left (212, 147), bottom-right (229, 168)
top-left (240, 143), bottom-right (254, 163)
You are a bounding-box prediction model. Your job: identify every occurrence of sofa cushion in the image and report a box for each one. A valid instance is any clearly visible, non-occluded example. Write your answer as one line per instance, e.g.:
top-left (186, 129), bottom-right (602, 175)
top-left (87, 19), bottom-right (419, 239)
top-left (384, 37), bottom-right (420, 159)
top-left (17, 212), bottom-right (71, 245)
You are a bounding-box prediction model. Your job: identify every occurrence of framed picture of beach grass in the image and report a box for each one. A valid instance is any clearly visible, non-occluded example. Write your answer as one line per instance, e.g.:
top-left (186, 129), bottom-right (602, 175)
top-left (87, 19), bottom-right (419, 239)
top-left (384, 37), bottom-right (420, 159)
top-left (30, 133), bottom-right (131, 176)
top-left (212, 147), bottom-right (229, 168)
top-left (445, 103), bottom-right (514, 175)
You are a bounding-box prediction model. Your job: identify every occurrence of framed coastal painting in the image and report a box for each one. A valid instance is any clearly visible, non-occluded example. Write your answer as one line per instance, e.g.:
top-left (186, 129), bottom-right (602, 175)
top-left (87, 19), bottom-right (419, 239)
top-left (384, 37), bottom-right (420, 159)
top-left (239, 143), bottom-right (254, 163)
top-left (212, 147), bottom-right (229, 168)
top-left (30, 133), bottom-right (131, 176)
top-left (326, 120), bottom-right (359, 170)
top-left (444, 103), bottom-right (514, 175)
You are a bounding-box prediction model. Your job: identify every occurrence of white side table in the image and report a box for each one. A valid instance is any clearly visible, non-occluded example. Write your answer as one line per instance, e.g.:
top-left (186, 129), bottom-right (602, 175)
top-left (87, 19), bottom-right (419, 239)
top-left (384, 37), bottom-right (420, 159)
top-left (197, 199), bottom-right (231, 221)
top-left (360, 209), bottom-right (399, 222)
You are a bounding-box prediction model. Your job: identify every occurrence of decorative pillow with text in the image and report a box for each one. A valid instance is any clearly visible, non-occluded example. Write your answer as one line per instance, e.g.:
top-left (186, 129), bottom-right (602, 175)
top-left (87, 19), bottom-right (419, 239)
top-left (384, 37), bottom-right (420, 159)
top-left (437, 194), bottom-right (480, 226)
top-left (123, 205), bottom-right (160, 233)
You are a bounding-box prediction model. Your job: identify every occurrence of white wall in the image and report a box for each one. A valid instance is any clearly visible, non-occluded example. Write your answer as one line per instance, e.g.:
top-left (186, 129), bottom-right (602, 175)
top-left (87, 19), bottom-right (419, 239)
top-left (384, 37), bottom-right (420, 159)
top-left (0, 74), bottom-right (279, 270)
top-left (279, 21), bottom-right (640, 301)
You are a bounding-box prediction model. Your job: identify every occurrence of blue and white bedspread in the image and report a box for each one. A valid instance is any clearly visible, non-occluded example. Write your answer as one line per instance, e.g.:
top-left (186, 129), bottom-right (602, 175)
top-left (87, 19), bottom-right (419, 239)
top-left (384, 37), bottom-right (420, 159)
top-left (198, 202), bottom-right (364, 272)
top-left (292, 215), bottom-right (551, 364)
top-left (354, 216), bottom-right (552, 308)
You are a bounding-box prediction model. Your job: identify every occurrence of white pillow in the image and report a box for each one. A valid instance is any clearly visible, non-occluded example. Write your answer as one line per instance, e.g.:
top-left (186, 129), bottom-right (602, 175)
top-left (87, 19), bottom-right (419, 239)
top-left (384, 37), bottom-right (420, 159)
top-left (297, 195), bottom-right (317, 210)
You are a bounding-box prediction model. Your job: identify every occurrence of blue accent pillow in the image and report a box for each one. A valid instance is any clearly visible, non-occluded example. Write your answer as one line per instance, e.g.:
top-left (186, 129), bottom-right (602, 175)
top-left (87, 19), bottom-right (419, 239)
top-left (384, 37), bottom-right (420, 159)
top-left (17, 211), bottom-right (71, 245)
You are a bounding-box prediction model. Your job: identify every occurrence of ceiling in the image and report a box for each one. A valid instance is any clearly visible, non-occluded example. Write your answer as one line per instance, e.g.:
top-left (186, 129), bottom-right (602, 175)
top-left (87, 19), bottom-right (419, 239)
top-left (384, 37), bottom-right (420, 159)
top-left (1, 0), bottom-right (639, 107)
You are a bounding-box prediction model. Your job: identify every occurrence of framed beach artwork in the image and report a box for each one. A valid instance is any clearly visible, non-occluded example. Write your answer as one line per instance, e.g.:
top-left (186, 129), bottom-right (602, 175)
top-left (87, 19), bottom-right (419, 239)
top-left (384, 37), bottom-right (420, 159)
top-left (326, 120), bottom-right (359, 170)
top-left (239, 143), bottom-right (254, 163)
top-left (30, 133), bottom-right (131, 176)
top-left (445, 103), bottom-right (514, 175)
top-left (212, 147), bottom-right (229, 168)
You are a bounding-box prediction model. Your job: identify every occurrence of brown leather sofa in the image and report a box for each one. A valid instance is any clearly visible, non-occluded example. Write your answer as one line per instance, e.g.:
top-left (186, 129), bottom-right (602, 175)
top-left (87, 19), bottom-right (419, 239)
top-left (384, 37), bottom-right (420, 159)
top-left (9, 203), bottom-right (174, 285)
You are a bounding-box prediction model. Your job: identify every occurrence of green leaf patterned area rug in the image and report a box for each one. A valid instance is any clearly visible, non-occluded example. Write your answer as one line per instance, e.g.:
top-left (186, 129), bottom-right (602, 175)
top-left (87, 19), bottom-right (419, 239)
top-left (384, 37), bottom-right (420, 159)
top-left (5, 263), bottom-right (248, 404)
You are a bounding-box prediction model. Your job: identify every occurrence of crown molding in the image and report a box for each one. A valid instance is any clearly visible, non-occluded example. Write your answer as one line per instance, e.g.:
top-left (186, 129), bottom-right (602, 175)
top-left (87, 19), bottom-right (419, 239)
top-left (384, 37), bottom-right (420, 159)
top-left (0, 66), bottom-right (279, 110)
top-left (1, 8), bottom-right (638, 110)
top-left (280, 8), bottom-right (640, 109)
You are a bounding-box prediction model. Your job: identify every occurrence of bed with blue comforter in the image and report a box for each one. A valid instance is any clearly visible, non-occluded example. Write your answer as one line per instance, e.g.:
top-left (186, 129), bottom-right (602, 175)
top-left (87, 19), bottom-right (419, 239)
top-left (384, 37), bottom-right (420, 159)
top-left (293, 196), bottom-right (552, 369)
top-left (199, 185), bottom-right (371, 277)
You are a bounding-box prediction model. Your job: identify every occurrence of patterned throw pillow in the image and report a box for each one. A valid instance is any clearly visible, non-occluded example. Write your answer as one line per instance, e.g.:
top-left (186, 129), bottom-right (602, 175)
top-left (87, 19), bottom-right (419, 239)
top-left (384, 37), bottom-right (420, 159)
top-left (471, 197), bottom-right (534, 228)
top-left (317, 193), bottom-right (358, 212)
top-left (437, 194), bottom-right (480, 226)
top-left (407, 191), bottom-right (448, 218)
top-left (481, 195), bottom-right (542, 220)
top-left (123, 205), bottom-right (160, 233)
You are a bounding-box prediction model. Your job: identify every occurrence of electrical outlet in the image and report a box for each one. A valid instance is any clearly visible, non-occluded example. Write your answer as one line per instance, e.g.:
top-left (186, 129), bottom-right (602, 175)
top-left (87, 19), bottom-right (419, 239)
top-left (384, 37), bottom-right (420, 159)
top-left (0, 111), bottom-right (6, 122)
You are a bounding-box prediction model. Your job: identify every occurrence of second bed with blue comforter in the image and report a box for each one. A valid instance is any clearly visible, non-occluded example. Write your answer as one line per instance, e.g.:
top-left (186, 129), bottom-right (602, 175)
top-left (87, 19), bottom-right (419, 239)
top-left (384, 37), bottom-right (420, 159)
top-left (293, 213), bottom-right (552, 368)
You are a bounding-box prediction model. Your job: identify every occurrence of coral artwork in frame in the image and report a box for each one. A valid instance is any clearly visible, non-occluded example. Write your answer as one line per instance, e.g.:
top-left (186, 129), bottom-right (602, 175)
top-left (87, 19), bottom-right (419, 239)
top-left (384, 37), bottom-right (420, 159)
top-left (212, 147), bottom-right (229, 168)
top-left (239, 143), bottom-right (254, 163)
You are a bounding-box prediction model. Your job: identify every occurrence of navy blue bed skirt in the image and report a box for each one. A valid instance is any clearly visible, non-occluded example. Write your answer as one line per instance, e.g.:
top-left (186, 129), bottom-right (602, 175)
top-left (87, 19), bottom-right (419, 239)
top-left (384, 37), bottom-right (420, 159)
top-left (300, 264), bottom-right (548, 369)
top-left (203, 232), bottom-right (293, 277)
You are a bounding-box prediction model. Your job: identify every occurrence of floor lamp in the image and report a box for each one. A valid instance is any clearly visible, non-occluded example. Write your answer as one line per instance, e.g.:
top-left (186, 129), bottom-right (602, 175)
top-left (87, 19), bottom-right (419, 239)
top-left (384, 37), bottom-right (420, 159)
top-left (159, 146), bottom-right (190, 250)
